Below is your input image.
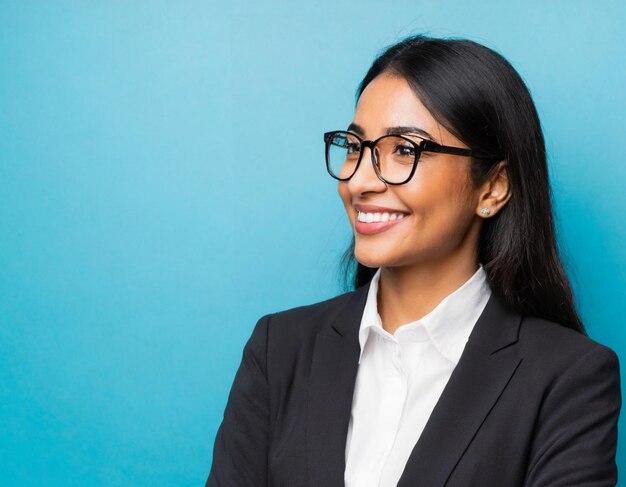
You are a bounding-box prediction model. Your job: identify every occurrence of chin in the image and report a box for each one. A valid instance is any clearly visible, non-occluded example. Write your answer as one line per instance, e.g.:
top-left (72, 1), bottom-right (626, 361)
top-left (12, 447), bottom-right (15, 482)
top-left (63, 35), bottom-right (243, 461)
top-left (354, 248), bottom-right (393, 269)
top-left (355, 242), bottom-right (424, 269)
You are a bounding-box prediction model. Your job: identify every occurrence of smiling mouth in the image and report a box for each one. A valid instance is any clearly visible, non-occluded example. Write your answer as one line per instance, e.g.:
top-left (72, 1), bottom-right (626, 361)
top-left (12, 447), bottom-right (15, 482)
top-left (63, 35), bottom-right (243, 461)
top-left (354, 211), bottom-right (409, 235)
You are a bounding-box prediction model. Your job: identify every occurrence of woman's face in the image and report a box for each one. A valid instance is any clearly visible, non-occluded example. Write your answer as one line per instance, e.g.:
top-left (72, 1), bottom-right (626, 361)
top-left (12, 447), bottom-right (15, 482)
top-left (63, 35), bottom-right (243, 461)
top-left (338, 73), bottom-right (484, 270)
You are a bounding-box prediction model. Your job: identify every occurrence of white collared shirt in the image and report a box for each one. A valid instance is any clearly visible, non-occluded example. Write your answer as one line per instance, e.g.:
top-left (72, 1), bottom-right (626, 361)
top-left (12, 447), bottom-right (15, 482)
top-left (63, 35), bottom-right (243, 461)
top-left (344, 265), bottom-right (492, 487)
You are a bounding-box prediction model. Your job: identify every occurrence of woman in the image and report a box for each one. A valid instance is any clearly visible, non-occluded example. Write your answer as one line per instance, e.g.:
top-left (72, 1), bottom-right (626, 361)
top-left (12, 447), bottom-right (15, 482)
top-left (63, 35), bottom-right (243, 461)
top-left (206, 35), bottom-right (622, 486)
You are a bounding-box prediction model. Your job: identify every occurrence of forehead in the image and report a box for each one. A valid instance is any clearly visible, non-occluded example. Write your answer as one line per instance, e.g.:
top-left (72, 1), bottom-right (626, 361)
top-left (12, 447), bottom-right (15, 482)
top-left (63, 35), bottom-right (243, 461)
top-left (353, 73), bottom-right (450, 142)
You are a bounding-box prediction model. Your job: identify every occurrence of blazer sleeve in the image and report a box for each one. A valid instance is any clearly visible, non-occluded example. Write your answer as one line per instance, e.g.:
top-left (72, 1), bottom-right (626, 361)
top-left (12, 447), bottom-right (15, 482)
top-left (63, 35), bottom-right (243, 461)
top-left (523, 345), bottom-right (622, 486)
top-left (206, 313), bottom-right (272, 487)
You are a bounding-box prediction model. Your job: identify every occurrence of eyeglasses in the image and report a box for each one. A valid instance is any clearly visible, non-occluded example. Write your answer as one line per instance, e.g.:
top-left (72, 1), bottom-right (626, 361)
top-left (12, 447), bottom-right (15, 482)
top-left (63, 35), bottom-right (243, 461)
top-left (323, 130), bottom-right (500, 185)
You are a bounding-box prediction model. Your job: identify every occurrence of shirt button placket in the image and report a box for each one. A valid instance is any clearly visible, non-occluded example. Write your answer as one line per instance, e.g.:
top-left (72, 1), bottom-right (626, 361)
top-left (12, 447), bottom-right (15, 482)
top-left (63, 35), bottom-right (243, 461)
top-left (375, 339), bottom-right (401, 475)
top-left (383, 341), bottom-right (408, 469)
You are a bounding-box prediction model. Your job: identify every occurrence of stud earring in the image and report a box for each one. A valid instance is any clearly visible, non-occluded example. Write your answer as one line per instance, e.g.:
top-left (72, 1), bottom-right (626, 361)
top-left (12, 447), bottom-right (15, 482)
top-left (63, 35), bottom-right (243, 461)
top-left (480, 207), bottom-right (491, 216)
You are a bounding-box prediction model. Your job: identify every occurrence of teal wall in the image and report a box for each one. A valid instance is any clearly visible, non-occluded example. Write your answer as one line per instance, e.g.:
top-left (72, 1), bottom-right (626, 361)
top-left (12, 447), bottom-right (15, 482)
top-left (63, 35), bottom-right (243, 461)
top-left (1, 1), bottom-right (624, 485)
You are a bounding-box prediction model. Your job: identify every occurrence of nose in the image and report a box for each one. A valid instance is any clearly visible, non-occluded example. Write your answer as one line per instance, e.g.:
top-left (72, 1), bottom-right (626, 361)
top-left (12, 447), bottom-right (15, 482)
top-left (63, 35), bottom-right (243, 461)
top-left (347, 145), bottom-right (387, 194)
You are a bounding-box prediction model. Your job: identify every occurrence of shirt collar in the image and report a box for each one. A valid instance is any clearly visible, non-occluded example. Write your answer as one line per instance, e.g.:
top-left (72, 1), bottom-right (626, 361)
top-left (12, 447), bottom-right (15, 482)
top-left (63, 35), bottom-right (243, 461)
top-left (357, 264), bottom-right (492, 365)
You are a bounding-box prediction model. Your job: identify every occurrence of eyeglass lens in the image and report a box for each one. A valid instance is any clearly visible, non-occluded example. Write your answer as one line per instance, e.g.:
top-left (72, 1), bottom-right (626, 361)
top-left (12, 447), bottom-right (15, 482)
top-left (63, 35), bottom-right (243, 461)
top-left (326, 132), bottom-right (418, 184)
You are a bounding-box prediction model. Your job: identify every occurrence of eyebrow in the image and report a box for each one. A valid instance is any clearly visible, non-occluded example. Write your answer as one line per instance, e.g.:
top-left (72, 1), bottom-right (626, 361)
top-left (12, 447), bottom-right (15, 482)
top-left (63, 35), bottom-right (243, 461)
top-left (347, 122), bottom-right (434, 141)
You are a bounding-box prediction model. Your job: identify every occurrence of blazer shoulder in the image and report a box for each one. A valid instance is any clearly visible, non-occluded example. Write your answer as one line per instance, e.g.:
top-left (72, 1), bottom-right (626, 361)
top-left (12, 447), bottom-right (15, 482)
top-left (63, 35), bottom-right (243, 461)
top-left (256, 288), bottom-right (365, 369)
top-left (266, 289), bottom-right (357, 336)
top-left (250, 290), bottom-right (361, 381)
top-left (518, 314), bottom-right (619, 373)
top-left (518, 317), bottom-right (621, 486)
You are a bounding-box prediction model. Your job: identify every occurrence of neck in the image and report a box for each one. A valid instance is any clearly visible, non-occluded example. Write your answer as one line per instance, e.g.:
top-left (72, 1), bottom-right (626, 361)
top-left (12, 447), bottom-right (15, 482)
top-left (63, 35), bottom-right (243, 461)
top-left (377, 253), bottom-right (480, 335)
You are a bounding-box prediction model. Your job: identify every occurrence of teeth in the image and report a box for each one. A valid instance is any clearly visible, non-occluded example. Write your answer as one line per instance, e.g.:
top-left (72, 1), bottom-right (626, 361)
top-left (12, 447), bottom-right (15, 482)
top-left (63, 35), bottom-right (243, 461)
top-left (357, 211), bottom-right (407, 223)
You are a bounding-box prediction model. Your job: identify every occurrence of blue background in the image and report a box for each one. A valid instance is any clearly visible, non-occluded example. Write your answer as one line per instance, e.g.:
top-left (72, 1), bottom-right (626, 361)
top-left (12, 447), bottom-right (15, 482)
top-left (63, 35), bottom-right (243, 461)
top-left (1, 1), bottom-right (624, 485)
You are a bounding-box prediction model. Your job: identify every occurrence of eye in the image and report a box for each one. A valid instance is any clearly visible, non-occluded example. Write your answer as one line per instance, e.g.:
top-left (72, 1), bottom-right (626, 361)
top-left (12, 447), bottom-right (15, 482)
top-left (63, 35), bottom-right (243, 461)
top-left (346, 142), bottom-right (361, 154)
top-left (394, 143), bottom-right (416, 157)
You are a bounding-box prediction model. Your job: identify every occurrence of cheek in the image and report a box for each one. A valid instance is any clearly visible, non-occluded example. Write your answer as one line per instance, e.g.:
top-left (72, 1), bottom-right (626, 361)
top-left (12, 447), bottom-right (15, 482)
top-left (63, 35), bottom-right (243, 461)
top-left (403, 173), bottom-right (474, 235)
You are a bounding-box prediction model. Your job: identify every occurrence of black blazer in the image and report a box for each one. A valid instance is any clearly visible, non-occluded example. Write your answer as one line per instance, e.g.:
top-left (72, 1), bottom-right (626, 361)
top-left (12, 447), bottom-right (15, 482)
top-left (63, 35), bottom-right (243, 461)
top-left (206, 281), bottom-right (622, 486)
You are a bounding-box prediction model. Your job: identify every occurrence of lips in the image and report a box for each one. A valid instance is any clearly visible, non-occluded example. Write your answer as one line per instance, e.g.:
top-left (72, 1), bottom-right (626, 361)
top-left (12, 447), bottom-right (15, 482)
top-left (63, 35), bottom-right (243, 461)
top-left (352, 204), bottom-right (410, 235)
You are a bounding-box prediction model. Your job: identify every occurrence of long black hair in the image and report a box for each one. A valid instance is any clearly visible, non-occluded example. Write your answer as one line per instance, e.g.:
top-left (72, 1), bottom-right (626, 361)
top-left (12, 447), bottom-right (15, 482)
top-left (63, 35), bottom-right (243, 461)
top-left (338, 34), bottom-right (585, 334)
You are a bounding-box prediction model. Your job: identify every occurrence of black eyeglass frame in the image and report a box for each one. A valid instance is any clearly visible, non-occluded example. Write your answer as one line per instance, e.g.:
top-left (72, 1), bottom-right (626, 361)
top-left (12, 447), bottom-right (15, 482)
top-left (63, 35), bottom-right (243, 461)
top-left (323, 130), bottom-right (501, 185)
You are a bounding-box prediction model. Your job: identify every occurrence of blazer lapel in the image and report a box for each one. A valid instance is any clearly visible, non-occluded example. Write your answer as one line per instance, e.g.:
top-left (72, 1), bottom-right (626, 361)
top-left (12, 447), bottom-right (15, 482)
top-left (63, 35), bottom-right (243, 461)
top-left (397, 292), bottom-right (523, 486)
top-left (306, 283), bottom-right (370, 487)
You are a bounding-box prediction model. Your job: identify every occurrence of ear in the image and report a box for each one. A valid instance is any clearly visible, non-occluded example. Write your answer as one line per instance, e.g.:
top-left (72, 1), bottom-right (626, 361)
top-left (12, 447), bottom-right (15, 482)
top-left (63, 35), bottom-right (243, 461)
top-left (475, 160), bottom-right (511, 218)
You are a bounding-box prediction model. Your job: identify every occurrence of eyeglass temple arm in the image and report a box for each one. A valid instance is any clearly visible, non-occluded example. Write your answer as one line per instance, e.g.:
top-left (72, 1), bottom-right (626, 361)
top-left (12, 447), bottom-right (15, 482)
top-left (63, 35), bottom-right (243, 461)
top-left (421, 140), bottom-right (501, 161)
